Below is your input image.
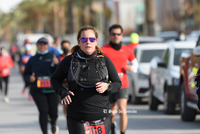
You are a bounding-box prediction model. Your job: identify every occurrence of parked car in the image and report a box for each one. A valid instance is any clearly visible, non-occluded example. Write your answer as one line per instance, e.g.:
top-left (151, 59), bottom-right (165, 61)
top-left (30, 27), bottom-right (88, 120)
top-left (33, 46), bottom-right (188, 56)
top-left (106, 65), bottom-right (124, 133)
top-left (149, 41), bottom-right (195, 114)
top-left (156, 31), bottom-right (179, 41)
top-left (127, 43), bottom-right (168, 104)
top-left (121, 36), bottom-right (165, 46)
top-left (179, 36), bottom-right (200, 121)
top-left (186, 30), bottom-right (200, 42)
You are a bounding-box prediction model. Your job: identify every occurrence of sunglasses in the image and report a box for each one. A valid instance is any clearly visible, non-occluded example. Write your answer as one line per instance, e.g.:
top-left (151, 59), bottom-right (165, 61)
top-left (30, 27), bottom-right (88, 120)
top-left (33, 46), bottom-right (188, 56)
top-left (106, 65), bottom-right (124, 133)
top-left (111, 33), bottom-right (121, 36)
top-left (79, 37), bottom-right (97, 43)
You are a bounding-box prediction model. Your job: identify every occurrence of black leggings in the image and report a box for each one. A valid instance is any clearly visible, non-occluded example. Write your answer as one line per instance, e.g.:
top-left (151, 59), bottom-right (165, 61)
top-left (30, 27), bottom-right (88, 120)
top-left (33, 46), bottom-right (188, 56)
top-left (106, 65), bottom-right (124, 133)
top-left (31, 90), bottom-right (58, 134)
top-left (67, 115), bottom-right (112, 134)
top-left (0, 76), bottom-right (9, 96)
top-left (22, 76), bottom-right (31, 94)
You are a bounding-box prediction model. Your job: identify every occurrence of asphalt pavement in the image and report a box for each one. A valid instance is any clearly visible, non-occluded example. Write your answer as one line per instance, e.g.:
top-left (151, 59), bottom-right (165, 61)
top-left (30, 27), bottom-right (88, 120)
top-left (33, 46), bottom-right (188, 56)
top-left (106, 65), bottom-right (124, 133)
top-left (0, 65), bottom-right (68, 134)
top-left (1, 65), bottom-right (200, 134)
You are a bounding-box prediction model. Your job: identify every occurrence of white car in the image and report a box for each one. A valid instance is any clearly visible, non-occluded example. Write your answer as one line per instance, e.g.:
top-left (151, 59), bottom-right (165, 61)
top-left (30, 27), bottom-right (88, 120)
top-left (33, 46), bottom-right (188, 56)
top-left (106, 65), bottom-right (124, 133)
top-left (156, 31), bottom-right (179, 41)
top-left (121, 36), bottom-right (164, 45)
top-left (128, 43), bottom-right (168, 104)
top-left (149, 40), bottom-right (196, 114)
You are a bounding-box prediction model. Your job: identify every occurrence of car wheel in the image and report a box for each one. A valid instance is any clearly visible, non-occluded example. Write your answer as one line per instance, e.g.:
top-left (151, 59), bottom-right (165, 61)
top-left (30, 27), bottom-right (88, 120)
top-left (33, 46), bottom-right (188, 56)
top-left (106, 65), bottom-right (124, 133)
top-left (180, 82), bottom-right (196, 121)
top-left (164, 90), bottom-right (175, 114)
top-left (128, 95), bottom-right (132, 103)
top-left (131, 82), bottom-right (141, 104)
top-left (149, 85), bottom-right (159, 110)
top-left (132, 92), bottom-right (141, 104)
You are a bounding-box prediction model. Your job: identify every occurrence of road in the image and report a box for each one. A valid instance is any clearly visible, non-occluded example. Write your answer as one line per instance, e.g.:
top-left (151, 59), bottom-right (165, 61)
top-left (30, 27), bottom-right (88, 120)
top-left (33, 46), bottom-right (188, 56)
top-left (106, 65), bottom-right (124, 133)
top-left (0, 65), bottom-right (200, 134)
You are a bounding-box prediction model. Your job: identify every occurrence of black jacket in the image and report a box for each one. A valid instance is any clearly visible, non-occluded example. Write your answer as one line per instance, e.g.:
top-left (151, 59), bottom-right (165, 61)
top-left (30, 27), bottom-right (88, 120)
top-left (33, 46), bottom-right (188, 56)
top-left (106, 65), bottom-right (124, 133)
top-left (24, 52), bottom-right (59, 92)
top-left (51, 52), bottom-right (121, 121)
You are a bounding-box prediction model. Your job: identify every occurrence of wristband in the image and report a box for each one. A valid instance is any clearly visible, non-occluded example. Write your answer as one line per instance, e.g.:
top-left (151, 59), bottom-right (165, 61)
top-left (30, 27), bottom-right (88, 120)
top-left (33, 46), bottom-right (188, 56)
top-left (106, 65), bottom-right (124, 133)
top-left (107, 83), bottom-right (112, 92)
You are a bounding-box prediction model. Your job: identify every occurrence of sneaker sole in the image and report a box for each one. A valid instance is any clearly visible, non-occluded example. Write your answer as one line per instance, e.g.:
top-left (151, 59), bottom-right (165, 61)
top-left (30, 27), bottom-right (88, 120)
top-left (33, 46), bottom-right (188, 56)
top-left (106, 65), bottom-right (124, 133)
top-left (53, 126), bottom-right (59, 134)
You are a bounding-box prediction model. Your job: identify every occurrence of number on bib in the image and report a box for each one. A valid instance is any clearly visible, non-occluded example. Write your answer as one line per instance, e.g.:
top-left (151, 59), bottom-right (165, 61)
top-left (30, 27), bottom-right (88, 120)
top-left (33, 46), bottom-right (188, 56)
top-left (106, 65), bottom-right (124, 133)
top-left (37, 76), bottom-right (51, 88)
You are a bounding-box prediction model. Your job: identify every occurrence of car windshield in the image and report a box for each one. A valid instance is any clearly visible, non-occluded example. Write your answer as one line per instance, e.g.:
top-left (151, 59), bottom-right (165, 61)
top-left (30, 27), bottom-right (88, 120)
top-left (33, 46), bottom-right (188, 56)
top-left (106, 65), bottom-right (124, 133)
top-left (140, 50), bottom-right (164, 62)
top-left (174, 49), bottom-right (193, 65)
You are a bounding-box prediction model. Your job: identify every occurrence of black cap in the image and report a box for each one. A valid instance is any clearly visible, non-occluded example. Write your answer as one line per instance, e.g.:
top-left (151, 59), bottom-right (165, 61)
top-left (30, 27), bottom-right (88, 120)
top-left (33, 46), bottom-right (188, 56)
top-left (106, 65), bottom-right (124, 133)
top-left (36, 37), bottom-right (48, 44)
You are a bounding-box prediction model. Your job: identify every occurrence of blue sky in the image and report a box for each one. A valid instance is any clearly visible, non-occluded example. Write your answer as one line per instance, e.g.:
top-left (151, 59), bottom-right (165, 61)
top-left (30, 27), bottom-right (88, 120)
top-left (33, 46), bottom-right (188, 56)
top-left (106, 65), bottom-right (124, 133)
top-left (0, 0), bottom-right (23, 13)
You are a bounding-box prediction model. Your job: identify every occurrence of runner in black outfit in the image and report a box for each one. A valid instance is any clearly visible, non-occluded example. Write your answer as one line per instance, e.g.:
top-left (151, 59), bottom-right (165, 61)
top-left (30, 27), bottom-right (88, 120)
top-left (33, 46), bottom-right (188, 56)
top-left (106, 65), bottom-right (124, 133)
top-left (51, 26), bottom-right (121, 134)
top-left (24, 37), bottom-right (60, 134)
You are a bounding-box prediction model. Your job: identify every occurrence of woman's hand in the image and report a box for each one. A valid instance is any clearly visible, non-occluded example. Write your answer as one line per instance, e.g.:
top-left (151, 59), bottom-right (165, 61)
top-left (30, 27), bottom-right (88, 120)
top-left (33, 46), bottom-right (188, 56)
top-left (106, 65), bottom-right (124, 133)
top-left (61, 91), bottom-right (74, 106)
top-left (30, 72), bottom-right (36, 83)
top-left (53, 54), bottom-right (59, 65)
top-left (126, 65), bottom-right (133, 72)
top-left (20, 65), bottom-right (25, 74)
top-left (96, 82), bottom-right (109, 93)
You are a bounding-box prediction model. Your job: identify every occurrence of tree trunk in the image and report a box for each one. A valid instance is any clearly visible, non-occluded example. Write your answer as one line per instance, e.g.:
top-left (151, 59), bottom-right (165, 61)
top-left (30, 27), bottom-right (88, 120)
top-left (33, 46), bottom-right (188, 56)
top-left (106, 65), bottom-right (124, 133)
top-left (67, 0), bottom-right (74, 34)
top-left (103, 0), bottom-right (110, 45)
top-left (53, 3), bottom-right (59, 37)
top-left (145, 0), bottom-right (155, 36)
top-left (80, 5), bottom-right (86, 26)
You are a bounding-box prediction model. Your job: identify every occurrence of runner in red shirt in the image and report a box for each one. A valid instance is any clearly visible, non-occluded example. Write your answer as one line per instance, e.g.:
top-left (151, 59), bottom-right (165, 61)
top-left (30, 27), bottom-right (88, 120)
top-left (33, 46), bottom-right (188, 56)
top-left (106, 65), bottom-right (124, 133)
top-left (101, 24), bottom-right (138, 134)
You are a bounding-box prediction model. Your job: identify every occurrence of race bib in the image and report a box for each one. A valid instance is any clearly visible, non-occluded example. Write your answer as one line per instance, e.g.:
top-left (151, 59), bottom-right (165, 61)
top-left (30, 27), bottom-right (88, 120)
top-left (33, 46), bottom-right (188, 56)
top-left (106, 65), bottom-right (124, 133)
top-left (118, 73), bottom-right (123, 78)
top-left (2, 68), bottom-right (9, 74)
top-left (84, 118), bottom-right (106, 134)
top-left (22, 56), bottom-right (30, 64)
top-left (37, 76), bottom-right (51, 88)
top-left (118, 73), bottom-right (124, 81)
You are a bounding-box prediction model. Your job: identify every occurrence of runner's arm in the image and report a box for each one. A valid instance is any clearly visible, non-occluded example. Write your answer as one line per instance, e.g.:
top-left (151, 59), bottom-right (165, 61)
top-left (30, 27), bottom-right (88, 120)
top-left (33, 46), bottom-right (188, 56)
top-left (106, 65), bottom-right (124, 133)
top-left (51, 55), bottom-right (71, 96)
top-left (104, 56), bottom-right (122, 93)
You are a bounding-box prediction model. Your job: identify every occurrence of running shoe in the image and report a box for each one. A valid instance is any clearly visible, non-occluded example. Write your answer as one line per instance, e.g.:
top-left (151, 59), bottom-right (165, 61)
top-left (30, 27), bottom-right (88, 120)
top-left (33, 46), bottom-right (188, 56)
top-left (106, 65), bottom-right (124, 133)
top-left (29, 96), bottom-right (33, 101)
top-left (4, 96), bottom-right (10, 103)
top-left (110, 121), bottom-right (117, 134)
top-left (21, 90), bottom-right (25, 95)
top-left (52, 125), bottom-right (59, 134)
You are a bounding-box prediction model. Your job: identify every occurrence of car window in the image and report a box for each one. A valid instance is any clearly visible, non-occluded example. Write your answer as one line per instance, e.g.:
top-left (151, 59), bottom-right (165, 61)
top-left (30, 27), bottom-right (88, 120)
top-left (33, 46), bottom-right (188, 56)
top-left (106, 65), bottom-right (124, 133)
top-left (174, 49), bottom-right (193, 65)
top-left (163, 49), bottom-right (169, 65)
top-left (140, 49), bottom-right (164, 62)
top-left (196, 38), bottom-right (200, 46)
top-left (134, 49), bottom-right (137, 58)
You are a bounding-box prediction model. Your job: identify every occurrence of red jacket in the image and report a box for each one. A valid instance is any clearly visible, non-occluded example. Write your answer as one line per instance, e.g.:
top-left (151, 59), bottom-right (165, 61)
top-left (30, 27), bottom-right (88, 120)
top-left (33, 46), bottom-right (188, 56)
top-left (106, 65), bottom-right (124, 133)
top-left (0, 54), bottom-right (14, 77)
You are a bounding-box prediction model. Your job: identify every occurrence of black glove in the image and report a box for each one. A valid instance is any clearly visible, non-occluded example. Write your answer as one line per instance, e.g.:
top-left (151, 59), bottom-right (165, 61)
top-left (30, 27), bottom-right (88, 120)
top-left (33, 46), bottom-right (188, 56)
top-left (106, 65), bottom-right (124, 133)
top-left (60, 89), bottom-right (70, 100)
